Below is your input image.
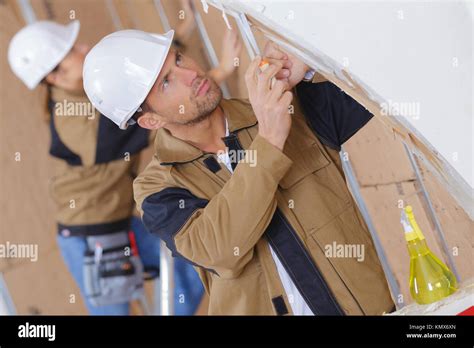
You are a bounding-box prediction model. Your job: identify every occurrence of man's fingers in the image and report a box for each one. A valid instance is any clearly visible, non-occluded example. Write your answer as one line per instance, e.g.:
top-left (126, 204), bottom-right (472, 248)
top-left (246, 55), bottom-right (262, 78)
top-left (245, 55), bottom-right (262, 96)
top-left (265, 57), bottom-right (292, 70)
top-left (269, 79), bottom-right (290, 102)
top-left (275, 69), bottom-right (290, 79)
top-left (257, 62), bottom-right (283, 94)
top-left (275, 76), bottom-right (289, 85)
top-left (263, 41), bottom-right (287, 60)
top-left (259, 62), bottom-right (282, 82)
top-left (280, 90), bottom-right (293, 107)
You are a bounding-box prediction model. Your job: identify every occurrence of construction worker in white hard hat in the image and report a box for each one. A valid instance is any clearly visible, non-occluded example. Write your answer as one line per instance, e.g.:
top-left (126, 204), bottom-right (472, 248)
top-left (83, 29), bottom-right (394, 315)
top-left (8, 19), bottom-right (240, 315)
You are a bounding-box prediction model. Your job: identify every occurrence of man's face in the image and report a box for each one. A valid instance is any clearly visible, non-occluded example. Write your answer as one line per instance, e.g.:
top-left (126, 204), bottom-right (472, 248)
top-left (143, 49), bottom-right (222, 126)
top-left (46, 43), bottom-right (90, 93)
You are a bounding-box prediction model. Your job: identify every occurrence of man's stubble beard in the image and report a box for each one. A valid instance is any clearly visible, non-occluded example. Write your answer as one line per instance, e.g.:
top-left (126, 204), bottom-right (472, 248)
top-left (183, 81), bottom-right (223, 126)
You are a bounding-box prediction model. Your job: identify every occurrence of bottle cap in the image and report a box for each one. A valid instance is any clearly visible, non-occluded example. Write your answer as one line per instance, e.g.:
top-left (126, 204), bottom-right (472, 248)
top-left (401, 209), bottom-right (417, 241)
top-left (405, 205), bottom-right (425, 240)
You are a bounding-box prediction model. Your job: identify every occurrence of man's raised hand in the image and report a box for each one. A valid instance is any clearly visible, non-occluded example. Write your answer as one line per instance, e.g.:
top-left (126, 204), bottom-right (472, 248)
top-left (245, 56), bottom-right (293, 151)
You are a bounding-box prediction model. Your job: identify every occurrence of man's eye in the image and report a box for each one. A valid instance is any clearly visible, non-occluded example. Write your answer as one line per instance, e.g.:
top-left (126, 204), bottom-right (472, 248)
top-left (163, 78), bottom-right (169, 89)
top-left (176, 53), bottom-right (182, 66)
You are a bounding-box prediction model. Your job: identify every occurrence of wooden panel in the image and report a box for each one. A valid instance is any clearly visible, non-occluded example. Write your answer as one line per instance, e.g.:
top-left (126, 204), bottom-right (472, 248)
top-left (1, 0), bottom-right (117, 313)
top-left (194, 0), bottom-right (270, 98)
top-left (162, 0), bottom-right (209, 74)
top-left (345, 117), bottom-right (416, 186)
top-left (359, 180), bottom-right (471, 306)
top-left (361, 182), bottom-right (438, 305)
top-left (30, 0), bottom-right (117, 44)
top-left (120, 0), bottom-right (165, 32)
top-left (0, 2), bottom-right (56, 271)
top-left (3, 249), bottom-right (87, 314)
top-left (420, 161), bottom-right (474, 280)
top-left (195, 3), bottom-right (247, 98)
top-left (348, 117), bottom-right (472, 296)
top-left (28, 0), bottom-right (50, 21)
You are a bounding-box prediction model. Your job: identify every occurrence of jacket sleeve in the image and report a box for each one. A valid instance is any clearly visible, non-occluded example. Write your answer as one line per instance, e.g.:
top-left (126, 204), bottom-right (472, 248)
top-left (49, 100), bottom-right (99, 166)
top-left (138, 135), bottom-right (293, 278)
top-left (295, 80), bottom-right (373, 151)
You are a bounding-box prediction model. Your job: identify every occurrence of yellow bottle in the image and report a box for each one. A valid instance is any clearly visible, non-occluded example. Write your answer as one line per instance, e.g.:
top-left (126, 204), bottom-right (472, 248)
top-left (401, 206), bottom-right (457, 304)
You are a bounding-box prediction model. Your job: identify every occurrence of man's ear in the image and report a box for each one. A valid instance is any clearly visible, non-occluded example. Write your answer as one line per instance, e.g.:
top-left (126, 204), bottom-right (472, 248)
top-left (137, 112), bottom-right (166, 130)
top-left (75, 43), bottom-right (90, 55)
top-left (45, 72), bottom-right (57, 85)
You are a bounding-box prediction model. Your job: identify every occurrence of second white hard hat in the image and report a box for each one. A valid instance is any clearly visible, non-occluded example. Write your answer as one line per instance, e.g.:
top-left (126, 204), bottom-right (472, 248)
top-left (8, 20), bottom-right (80, 90)
top-left (83, 29), bottom-right (174, 130)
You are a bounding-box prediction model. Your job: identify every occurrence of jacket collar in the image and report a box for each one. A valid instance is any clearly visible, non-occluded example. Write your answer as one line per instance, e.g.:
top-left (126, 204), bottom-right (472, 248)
top-left (154, 98), bottom-right (257, 165)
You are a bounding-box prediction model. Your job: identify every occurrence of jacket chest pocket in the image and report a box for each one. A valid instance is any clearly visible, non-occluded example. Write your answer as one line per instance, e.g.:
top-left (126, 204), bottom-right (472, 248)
top-left (279, 141), bottom-right (329, 188)
top-left (278, 142), bottom-right (352, 234)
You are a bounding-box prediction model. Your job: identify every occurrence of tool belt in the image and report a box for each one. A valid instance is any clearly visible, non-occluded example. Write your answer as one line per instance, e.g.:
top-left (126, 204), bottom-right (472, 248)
top-left (82, 230), bottom-right (144, 307)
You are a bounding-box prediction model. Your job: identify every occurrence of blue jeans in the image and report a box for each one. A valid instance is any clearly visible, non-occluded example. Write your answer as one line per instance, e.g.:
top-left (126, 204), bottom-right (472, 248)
top-left (57, 216), bottom-right (204, 315)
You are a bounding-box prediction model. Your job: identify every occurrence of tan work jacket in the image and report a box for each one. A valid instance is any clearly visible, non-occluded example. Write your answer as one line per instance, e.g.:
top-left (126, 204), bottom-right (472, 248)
top-left (134, 81), bottom-right (394, 315)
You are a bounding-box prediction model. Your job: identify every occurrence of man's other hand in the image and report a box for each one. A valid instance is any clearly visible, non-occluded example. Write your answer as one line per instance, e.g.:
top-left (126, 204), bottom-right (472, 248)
top-left (263, 41), bottom-right (310, 89)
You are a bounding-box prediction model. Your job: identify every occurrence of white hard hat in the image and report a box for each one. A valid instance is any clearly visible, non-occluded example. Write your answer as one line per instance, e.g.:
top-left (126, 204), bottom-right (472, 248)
top-left (83, 29), bottom-right (174, 130)
top-left (8, 20), bottom-right (80, 90)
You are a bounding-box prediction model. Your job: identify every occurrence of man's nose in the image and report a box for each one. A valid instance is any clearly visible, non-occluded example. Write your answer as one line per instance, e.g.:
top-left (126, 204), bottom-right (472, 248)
top-left (175, 67), bottom-right (198, 87)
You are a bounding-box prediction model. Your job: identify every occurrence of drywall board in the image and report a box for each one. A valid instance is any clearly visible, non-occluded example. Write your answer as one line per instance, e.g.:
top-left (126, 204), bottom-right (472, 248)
top-left (205, 0), bottom-right (473, 220)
